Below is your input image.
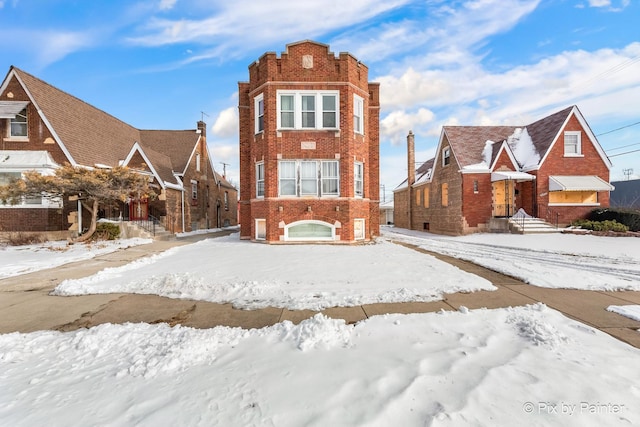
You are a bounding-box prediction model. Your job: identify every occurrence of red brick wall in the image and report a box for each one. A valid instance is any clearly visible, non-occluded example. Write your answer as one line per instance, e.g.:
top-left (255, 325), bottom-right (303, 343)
top-left (239, 41), bottom-right (379, 242)
top-left (535, 114), bottom-right (611, 225)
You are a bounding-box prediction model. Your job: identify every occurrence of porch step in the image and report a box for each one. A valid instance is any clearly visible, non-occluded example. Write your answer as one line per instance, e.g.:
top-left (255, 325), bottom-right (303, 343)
top-left (508, 217), bottom-right (561, 234)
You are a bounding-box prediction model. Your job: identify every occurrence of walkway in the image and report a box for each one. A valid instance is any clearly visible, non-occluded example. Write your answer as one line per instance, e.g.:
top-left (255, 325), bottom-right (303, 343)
top-left (1, 232), bottom-right (639, 349)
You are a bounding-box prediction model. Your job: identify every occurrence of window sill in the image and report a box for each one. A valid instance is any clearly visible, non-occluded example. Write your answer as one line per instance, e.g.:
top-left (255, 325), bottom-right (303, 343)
top-left (277, 128), bottom-right (340, 132)
top-left (563, 154), bottom-right (584, 158)
top-left (3, 137), bottom-right (29, 142)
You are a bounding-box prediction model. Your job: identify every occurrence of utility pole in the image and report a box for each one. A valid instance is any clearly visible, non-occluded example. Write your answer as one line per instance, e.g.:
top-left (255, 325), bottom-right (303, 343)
top-left (623, 168), bottom-right (634, 181)
top-left (380, 184), bottom-right (386, 202)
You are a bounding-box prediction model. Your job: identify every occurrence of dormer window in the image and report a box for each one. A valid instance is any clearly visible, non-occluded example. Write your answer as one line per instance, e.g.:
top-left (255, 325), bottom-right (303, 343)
top-left (564, 131), bottom-right (582, 156)
top-left (10, 107), bottom-right (28, 138)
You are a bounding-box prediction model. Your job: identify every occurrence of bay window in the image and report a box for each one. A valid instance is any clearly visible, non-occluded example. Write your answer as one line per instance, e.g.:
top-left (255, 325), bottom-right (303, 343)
top-left (278, 160), bottom-right (340, 197)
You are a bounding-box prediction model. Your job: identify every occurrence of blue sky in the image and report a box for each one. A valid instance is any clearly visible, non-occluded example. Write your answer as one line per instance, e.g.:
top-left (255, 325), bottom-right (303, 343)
top-left (1, 0), bottom-right (638, 198)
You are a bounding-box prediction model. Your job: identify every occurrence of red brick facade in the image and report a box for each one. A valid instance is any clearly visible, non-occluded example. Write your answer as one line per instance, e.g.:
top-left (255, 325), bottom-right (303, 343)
top-left (395, 106), bottom-right (612, 234)
top-left (239, 41), bottom-right (380, 243)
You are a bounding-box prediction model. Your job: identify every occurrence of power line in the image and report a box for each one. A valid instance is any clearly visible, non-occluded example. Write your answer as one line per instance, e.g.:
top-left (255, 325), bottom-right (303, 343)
top-left (609, 148), bottom-right (640, 158)
top-left (607, 142), bottom-right (640, 152)
top-left (597, 120), bottom-right (640, 137)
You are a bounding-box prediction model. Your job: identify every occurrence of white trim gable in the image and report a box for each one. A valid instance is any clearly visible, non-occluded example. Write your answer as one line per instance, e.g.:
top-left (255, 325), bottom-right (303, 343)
top-left (122, 142), bottom-right (166, 190)
top-left (2, 69), bottom-right (77, 167)
top-left (538, 106), bottom-right (612, 170)
top-left (489, 141), bottom-right (520, 172)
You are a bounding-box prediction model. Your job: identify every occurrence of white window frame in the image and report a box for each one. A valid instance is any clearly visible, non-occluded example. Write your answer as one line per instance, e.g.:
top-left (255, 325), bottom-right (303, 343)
top-left (354, 95), bottom-right (364, 135)
top-left (354, 161), bottom-right (364, 198)
top-left (442, 147), bottom-right (451, 166)
top-left (321, 161), bottom-right (340, 196)
top-left (9, 107), bottom-right (28, 139)
top-left (284, 220), bottom-right (337, 242)
top-left (196, 153), bottom-right (201, 172)
top-left (276, 90), bottom-right (340, 130)
top-left (277, 160), bottom-right (340, 197)
top-left (354, 218), bottom-right (365, 240)
top-left (255, 94), bottom-right (264, 134)
top-left (191, 180), bottom-right (198, 200)
top-left (564, 131), bottom-right (582, 157)
top-left (255, 219), bottom-right (266, 240)
top-left (300, 161), bottom-right (318, 196)
top-left (224, 191), bottom-right (229, 210)
top-left (256, 162), bottom-right (264, 198)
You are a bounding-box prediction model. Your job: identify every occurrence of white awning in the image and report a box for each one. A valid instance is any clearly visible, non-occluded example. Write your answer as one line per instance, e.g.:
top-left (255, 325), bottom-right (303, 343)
top-left (549, 175), bottom-right (614, 192)
top-left (491, 171), bottom-right (535, 182)
top-left (0, 150), bottom-right (58, 171)
top-left (0, 101), bottom-right (29, 119)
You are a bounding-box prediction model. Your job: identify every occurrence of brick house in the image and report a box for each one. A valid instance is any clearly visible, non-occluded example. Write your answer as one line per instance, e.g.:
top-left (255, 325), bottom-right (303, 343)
top-left (0, 66), bottom-right (237, 238)
top-left (238, 40), bottom-right (380, 242)
top-left (394, 105), bottom-right (614, 234)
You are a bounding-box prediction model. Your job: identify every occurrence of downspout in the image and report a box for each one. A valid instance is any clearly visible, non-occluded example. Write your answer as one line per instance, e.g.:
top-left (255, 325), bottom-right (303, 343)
top-left (181, 187), bottom-right (185, 233)
top-left (407, 131), bottom-right (416, 229)
top-left (77, 198), bottom-right (82, 235)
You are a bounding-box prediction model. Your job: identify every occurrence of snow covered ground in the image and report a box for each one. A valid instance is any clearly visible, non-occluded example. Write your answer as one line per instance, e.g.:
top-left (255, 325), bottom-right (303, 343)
top-left (383, 227), bottom-right (640, 291)
top-left (0, 238), bottom-right (152, 279)
top-left (1, 304), bottom-right (638, 426)
top-left (52, 235), bottom-right (494, 310)
top-left (2, 229), bottom-right (640, 426)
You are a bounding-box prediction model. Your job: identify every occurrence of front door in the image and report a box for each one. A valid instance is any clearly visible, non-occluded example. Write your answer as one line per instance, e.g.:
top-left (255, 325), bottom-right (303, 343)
top-left (129, 199), bottom-right (148, 220)
top-left (492, 180), bottom-right (514, 217)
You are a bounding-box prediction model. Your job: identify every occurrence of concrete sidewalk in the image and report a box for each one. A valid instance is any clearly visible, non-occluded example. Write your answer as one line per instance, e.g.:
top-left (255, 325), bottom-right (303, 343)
top-left (1, 232), bottom-right (639, 349)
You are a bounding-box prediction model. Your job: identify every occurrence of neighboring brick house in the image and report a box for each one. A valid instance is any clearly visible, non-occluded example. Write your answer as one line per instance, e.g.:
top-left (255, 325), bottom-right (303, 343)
top-left (238, 40), bottom-right (380, 242)
top-left (0, 66), bottom-right (237, 238)
top-left (394, 105), bottom-right (613, 234)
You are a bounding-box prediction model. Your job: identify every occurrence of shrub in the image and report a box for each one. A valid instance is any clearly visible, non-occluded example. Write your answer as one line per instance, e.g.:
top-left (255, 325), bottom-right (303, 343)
top-left (588, 208), bottom-right (640, 232)
top-left (571, 219), bottom-right (629, 232)
top-left (6, 232), bottom-right (48, 246)
top-left (93, 222), bottom-right (121, 240)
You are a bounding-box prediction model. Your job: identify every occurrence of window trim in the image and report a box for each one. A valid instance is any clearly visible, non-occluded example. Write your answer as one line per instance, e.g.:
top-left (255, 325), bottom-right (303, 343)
top-left (255, 218), bottom-right (266, 240)
top-left (276, 90), bottom-right (340, 130)
top-left (255, 94), bottom-right (264, 134)
top-left (442, 147), bottom-right (451, 166)
top-left (284, 219), bottom-right (337, 242)
top-left (8, 107), bottom-right (28, 139)
top-left (277, 159), bottom-right (340, 197)
top-left (354, 161), bottom-right (364, 198)
top-left (256, 162), bottom-right (265, 198)
top-left (563, 131), bottom-right (582, 157)
top-left (354, 95), bottom-right (364, 135)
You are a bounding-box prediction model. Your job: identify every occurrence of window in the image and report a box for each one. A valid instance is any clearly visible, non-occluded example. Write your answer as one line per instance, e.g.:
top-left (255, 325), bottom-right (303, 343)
top-left (255, 94), bottom-right (264, 133)
top-left (224, 191), bottom-right (229, 210)
top-left (441, 183), bottom-right (448, 206)
top-left (321, 161), bottom-right (339, 195)
top-left (10, 107), bottom-right (28, 138)
top-left (354, 162), bottom-right (364, 197)
top-left (279, 161), bottom-right (297, 196)
top-left (255, 219), bottom-right (266, 240)
top-left (549, 191), bottom-right (597, 205)
top-left (278, 160), bottom-right (340, 197)
top-left (443, 147), bottom-right (451, 166)
top-left (191, 180), bottom-right (198, 200)
top-left (424, 187), bottom-right (430, 208)
top-left (473, 180), bottom-right (479, 194)
top-left (300, 161), bottom-right (318, 195)
top-left (301, 95), bottom-right (316, 128)
top-left (277, 91), bottom-right (339, 130)
top-left (354, 218), bottom-right (365, 240)
top-left (416, 188), bottom-right (421, 205)
top-left (322, 95), bottom-right (337, 128)
top-left (196, 153), bottom-right (201, 172)
top-left (354, 95), bottom-right (364, 134)
top-left (564, 131), bottom-right (581, 156)
top-left (280, 95), bottom-right (294, 128)
top-left (285, 220), bottom-right (335, 241)
top-left (0, 172), bottom-right (51, 207)
top-left (256, 162), bottom-right (265, 197)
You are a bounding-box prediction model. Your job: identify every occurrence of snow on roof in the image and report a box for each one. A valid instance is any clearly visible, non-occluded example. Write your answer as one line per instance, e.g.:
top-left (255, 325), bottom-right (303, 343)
top-left (462, 140), bottom-right (495, 171)
top-left (507, 127), bottom-right (540, 169)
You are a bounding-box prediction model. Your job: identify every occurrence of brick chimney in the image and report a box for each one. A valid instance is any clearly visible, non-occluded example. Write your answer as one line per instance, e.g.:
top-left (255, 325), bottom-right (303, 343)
top-left (407, 130), bottom-right (415, 187)
top-left (197, 120), bottom-right (206, 138)
top-left (407, 130), bottom-right (415, 229)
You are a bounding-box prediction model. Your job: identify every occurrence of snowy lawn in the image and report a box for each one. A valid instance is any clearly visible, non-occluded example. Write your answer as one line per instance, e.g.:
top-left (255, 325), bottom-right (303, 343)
top-left (52, 235), bottom-right (494, 310)
top-left (608, 305), bottom-right (640, 322)
top-left (384, 228), bottom-right (640, 291)
top-left (0, 238), bottom-right (152, 279)
top-left (1, 304), bottom-right (638, 426)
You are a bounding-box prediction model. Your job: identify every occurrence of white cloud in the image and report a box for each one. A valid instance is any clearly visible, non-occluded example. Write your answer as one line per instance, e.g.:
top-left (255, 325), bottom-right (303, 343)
top-left (381, 108), bottom-right (435, 146)
top-left (159, 0), bottom-right (177, 10)
top-left (211, 107), bottom-right (238, 138)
